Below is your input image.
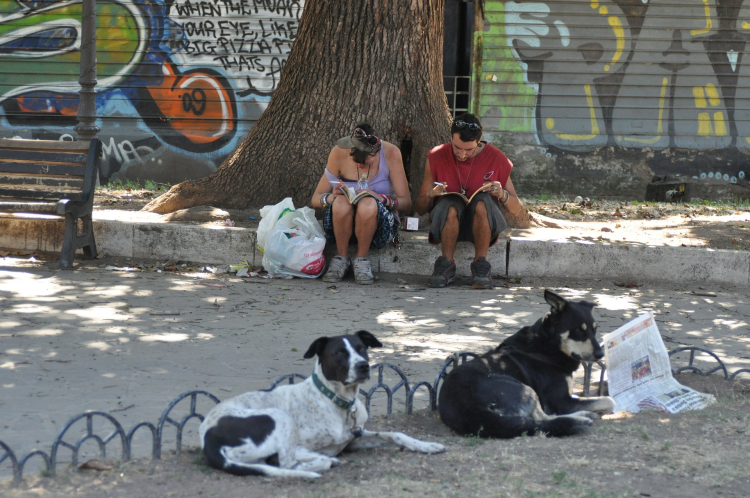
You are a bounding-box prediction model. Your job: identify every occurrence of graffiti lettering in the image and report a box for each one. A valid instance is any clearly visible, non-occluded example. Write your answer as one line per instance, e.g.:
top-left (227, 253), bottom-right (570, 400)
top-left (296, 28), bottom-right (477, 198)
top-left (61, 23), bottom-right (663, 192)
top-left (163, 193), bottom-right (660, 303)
top-left (173, 0), bottom-right (299, 94)
top-left (181, 88), bottom-right (207, 115)
top-left (102, 137), bottom-right (157, 167)
top-left (175, 0), bottom-right (301, 20)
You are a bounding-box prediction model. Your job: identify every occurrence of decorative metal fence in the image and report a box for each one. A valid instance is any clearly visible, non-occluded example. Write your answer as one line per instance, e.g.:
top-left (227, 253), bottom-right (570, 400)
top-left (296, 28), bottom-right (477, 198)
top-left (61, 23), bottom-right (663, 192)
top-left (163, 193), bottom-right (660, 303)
top-left (1, 346), bottom-right (748, 485)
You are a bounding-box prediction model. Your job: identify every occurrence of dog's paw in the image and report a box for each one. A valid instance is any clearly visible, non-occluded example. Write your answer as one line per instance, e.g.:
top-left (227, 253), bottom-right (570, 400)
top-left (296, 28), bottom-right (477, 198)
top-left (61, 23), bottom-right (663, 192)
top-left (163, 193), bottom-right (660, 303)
top-left (418, 442), bottom-right (446, 454)
top-left (593, 396), bottom-right (616, 414)
top-left (570, 410), bottom-right (599, 421)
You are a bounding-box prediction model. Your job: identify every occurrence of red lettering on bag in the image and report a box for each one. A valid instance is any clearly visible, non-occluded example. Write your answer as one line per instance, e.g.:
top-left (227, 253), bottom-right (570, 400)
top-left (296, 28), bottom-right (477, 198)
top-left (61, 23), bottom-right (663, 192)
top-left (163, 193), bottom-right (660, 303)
top-left (301, 257), bottom-right (325, 275)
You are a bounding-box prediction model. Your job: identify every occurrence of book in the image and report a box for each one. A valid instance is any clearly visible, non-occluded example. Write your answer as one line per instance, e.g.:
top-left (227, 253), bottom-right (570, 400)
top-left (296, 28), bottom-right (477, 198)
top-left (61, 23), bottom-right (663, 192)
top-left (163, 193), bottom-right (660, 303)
top-left (337, 185), bottom-right (382, 205)
top-left (439, 184), bottom-right (493, 204)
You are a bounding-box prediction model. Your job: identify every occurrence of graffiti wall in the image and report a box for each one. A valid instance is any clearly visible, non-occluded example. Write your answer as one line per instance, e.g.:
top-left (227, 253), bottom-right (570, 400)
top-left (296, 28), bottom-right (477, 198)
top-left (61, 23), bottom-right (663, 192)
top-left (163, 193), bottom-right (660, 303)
top-left (0, 0), bottom-right (303, 184)
top-left (478, 0), bottom-right (750, 196)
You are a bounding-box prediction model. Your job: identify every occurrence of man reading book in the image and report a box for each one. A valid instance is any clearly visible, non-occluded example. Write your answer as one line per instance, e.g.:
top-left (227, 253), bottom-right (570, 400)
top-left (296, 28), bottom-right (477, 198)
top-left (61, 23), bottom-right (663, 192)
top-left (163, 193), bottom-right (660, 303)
top-left (311, 123), bottom-right (411, 284)
top-left (414, 114), bottom-right (524, 289)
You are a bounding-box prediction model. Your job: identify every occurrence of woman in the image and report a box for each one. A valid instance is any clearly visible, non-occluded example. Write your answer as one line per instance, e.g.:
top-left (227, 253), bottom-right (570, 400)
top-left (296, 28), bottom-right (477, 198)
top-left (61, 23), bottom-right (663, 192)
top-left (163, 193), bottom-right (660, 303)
top-left (311, 124), bottom-right (411, 284)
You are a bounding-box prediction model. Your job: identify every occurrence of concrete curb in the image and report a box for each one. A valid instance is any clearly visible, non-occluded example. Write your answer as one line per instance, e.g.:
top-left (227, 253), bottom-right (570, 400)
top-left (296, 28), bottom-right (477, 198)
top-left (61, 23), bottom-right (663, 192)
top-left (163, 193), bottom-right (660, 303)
top-left (1, 216), bottom-right (747, 286)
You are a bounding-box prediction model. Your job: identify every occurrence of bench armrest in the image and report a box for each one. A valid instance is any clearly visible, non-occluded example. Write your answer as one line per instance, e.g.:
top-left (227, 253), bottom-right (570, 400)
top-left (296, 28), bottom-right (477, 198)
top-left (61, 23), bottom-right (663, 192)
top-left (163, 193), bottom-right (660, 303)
top-left (55, 139), bottom-right (101, 216)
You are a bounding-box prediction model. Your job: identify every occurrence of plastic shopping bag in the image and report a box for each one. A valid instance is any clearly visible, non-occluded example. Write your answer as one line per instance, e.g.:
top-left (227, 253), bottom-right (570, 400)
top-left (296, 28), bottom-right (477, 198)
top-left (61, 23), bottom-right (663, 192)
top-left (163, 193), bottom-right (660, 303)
top-left (261, 206), bottom-right (326, 278)
top-left (257, 197), bottom-right (296, 254)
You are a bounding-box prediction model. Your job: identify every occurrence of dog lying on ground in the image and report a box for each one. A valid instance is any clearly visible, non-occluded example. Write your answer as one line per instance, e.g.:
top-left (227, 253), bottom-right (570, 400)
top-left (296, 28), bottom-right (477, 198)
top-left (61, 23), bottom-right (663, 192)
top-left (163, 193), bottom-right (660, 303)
top-left (199, 331), bottom-right (445, 478)
top-left (438, 290), bottom-right (615, 438)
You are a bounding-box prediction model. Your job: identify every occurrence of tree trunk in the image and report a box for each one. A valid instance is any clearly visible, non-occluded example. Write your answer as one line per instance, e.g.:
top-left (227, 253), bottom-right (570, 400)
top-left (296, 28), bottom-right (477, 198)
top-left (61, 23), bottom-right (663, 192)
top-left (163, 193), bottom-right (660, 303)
top-left (143, 0), bottom-right (451, 213)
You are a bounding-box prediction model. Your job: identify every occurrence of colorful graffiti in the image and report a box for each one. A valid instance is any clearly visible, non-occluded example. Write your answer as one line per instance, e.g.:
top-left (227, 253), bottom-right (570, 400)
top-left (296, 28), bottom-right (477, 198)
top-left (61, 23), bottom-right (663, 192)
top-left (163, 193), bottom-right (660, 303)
top-left (491, 0), bottom-right (750, 154)
top-left (0, 0), bottom-right (302, 182)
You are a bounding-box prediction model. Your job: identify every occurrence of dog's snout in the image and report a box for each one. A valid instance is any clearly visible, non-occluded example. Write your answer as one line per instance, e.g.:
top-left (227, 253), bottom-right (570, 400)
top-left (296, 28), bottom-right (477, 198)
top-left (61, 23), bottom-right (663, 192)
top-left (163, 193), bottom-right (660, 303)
top-left (593, 348), bottom-right (604, 361)
top-left (355, 361), bottom-right (370, 376)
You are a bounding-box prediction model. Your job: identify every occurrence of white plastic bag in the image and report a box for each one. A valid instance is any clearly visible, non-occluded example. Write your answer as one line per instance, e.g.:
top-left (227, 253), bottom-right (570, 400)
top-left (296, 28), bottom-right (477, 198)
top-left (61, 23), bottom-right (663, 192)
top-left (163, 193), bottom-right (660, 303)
top-left (257, 197), bottom-right (296, 254)
top-left (262, 206), bottom-right (326, 278)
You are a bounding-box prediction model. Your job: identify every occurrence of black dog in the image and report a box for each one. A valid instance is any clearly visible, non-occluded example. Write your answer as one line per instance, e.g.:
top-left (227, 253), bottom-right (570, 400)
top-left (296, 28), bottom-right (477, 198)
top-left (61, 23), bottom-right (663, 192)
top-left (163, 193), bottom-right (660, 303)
top-left (438, 290), bottom-right (615, 438)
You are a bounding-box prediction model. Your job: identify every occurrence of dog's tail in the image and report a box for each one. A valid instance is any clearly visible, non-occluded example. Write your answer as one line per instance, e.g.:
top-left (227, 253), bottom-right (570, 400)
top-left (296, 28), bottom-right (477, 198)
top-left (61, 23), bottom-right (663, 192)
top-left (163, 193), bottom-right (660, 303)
top-left (538, 414), bottom-right (594, 437)
top-left (221, 461), bottom-right (321, 479)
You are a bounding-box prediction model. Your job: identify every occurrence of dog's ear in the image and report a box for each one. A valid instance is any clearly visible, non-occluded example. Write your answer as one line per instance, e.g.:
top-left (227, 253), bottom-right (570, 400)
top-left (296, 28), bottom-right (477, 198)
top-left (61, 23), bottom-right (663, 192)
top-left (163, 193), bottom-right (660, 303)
top-left (544, 290), bottom-right (567, 313)
top-left (355, 330), bottom-right (383, 348)
top-left (303, 337), bottom-right (329, 359)
top-left (580, 300), bottom-right (596, 310)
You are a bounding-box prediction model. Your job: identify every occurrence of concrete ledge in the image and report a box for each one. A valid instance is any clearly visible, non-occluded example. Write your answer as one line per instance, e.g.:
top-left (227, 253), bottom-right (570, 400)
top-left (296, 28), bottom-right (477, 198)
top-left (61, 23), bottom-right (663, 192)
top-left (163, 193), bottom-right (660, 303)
top-left (2, 215), bottom-right (748, 287)
top-left (508, 237), bottom-right (750, 286)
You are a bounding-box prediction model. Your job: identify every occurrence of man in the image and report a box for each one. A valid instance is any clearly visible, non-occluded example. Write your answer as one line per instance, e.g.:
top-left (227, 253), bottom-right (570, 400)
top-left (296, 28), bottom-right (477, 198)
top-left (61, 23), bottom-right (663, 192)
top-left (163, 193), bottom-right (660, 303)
top-left (414, 114), bottom-right (523, 289)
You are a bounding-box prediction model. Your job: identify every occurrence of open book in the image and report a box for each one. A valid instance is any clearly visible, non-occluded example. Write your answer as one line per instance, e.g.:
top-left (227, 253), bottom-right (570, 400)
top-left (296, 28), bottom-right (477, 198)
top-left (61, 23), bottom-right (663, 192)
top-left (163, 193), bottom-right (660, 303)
top-left (440, 184), bottom-right (492, 204)
top-left (338, 185), bottom-right (381, 205)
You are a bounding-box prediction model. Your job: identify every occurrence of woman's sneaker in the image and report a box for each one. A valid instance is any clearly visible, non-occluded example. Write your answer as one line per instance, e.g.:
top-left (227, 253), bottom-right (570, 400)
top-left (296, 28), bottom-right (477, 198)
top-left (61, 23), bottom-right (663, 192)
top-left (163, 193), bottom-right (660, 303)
top-left (429, 256), bottom-right (456, 288)
top-left (470, 257), bottom-right (493, 289)
top-left (354, 257), bottom-right (375, 285)
top-left (323, 255), bottom-right (351, 282)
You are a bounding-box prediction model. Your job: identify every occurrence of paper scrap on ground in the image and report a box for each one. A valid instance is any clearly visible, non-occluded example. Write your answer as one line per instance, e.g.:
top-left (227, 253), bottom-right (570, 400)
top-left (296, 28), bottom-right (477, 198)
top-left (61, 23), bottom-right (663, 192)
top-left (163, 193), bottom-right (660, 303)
top-left (603, 313), bottom-right (715, 413)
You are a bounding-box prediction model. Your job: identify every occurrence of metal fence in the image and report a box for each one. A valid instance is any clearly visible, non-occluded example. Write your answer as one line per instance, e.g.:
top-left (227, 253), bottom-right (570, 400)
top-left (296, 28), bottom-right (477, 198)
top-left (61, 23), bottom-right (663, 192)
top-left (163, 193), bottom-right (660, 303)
top-left (1, 346), bottom-right (748, 485)
top-left (444, 76), bottom-right (472, 118)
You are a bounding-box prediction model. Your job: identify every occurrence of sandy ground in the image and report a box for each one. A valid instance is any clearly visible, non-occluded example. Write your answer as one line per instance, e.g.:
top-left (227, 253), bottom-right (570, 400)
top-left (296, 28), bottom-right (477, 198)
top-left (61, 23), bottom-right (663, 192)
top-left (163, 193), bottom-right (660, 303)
top-left (1, 252), bottom-right (749, 496)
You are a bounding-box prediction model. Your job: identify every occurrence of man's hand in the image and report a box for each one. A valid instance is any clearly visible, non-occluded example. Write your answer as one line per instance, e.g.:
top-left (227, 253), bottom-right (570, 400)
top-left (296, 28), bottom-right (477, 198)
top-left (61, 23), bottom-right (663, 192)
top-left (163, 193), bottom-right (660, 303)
top-left (482, 181), bottom-right (505, 199)
top-left (428, 182), bottom-right (447, 198)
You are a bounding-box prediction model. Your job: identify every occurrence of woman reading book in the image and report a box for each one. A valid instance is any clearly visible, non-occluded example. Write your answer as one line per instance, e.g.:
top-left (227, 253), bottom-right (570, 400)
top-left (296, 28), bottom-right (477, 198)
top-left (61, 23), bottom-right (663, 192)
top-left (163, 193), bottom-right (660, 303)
top-left (414, 113), bottom-right (524, 289)
top-left (311, 123), bottom-right (411, 284)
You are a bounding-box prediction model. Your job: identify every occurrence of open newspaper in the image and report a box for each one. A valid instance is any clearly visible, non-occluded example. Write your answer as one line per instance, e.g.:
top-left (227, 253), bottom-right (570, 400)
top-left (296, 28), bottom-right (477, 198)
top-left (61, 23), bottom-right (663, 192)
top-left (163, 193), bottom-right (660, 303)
top-left (603, 313), bottom-right (715, 413)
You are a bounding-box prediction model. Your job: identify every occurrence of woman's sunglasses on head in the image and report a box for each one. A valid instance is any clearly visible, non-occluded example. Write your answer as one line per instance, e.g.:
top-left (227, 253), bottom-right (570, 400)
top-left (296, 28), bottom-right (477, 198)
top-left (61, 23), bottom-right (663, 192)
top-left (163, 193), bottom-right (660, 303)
top-left (353, 128), bottom-right (382, 147)
top-left (454, 120), bottom-right (481, 131)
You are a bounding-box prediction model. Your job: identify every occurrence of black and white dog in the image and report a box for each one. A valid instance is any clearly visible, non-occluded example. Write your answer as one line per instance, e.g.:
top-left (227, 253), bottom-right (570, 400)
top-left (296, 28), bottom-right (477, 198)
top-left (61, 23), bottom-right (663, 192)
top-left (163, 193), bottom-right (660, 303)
top-left (438, 290), bottom-right (616, 438)
top-left (199, 331), bottom-right (445, 478)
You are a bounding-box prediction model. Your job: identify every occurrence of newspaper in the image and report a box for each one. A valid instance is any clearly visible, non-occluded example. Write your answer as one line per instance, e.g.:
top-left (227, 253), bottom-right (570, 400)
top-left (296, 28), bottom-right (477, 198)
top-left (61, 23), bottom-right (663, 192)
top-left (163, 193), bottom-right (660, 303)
top-left (603, 313), bottom-right (715, 413)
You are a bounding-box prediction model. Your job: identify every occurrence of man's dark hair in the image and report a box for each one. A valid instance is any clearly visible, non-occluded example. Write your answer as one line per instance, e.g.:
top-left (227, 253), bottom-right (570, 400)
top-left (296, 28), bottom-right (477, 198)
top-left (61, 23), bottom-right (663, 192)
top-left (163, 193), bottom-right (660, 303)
top-left (451, 113), bottom-right (482, 142)
top-left (350, 123), bottom-right (379, 164)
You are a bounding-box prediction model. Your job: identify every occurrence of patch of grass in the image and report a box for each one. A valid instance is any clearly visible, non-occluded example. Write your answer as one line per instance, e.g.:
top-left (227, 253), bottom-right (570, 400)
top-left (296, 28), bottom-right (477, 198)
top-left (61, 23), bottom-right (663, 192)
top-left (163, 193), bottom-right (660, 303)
top-left (661, 441), bottom-right (671, 451)
top-left (537, 194), bottom-right (551, 201)
top-left (98, 178), bottom-right (170, 191)
top-left (552, 469), bottom-right (567, 484)
top-left (191, 453), bottom-right (212, 475)
top-left (460, 432), bottom-right (486, 447)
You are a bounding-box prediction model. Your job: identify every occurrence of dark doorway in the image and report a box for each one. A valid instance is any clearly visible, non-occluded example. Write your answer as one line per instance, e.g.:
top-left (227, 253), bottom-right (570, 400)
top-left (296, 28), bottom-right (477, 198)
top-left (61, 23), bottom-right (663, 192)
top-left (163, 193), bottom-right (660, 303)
top-left (443, 0), bottom-right (475, 117)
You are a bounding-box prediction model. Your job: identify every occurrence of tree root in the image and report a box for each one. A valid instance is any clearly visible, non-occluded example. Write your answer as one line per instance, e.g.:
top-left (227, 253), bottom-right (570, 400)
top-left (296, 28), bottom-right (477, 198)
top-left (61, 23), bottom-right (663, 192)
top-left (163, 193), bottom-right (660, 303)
top-left (141, 180), bottom-right (216, 214)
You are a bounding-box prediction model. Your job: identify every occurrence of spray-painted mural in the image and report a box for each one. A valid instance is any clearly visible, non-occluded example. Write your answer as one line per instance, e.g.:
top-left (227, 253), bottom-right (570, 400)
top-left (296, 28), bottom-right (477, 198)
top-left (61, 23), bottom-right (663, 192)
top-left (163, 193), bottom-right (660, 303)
top-left (478, 0), bottom-right (750, 189)
top-left (0, 0), bottom-right (303, 183)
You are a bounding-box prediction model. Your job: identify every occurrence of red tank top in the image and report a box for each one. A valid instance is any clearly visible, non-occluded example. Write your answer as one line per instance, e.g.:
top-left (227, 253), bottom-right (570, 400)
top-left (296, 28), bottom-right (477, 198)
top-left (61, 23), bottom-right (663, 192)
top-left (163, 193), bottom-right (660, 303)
top-left (427, 142), bottom-right (513, 200)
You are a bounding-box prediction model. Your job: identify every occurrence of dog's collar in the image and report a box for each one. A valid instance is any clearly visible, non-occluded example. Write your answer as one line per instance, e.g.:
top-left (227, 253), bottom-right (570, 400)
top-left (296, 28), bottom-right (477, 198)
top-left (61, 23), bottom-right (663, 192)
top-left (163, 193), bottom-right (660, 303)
top-left (312, 372), bottom-right (356, 413)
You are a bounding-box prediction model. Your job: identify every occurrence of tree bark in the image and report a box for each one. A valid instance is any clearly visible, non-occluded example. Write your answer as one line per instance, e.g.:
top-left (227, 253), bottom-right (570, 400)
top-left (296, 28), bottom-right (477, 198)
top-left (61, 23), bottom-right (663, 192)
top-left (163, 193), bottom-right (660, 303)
top-left (144, 0), bottom-right (451, 214)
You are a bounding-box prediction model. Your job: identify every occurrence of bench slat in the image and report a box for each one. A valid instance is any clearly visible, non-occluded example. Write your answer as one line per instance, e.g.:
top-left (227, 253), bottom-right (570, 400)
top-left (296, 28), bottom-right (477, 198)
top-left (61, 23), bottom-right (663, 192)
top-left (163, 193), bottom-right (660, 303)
top-left (0, 200), bottom-right (58, 214)
top-left (0, 139), bottom-right (90, 152)
top-left (0, 188), bottom-right (81, 203)
top-left (0, 161), bottom-right (86, 177)
top-left (0, 174), bottom-right (84, 190)
top-left (0, 149), bottom-right (87, 164)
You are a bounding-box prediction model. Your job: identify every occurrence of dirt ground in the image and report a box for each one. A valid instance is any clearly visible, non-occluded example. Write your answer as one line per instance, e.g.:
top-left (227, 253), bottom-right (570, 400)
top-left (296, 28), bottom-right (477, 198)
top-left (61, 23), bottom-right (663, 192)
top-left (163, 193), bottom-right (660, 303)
top-left (93, 189), bottom-right (750, 251)
top-left (1, 190), bottom-right (748, 497)
top-left (2, 375), bottom-right (748, 498)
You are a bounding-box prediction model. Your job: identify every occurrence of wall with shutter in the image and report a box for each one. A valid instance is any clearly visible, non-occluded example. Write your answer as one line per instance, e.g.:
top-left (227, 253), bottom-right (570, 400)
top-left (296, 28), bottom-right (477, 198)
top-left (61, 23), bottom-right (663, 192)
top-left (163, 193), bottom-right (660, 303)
top-left (0, 0), bottom-right (303, 185)
top-left (474, 0), bottom-right (750, 197)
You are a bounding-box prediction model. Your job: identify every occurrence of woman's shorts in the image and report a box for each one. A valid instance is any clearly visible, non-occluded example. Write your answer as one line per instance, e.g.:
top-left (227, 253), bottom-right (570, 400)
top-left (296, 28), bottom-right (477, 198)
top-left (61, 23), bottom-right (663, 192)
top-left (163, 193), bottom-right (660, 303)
top-left (323, 200), bottom-right (400, 250)
top-left (428, 192), bottom-right (507, 246)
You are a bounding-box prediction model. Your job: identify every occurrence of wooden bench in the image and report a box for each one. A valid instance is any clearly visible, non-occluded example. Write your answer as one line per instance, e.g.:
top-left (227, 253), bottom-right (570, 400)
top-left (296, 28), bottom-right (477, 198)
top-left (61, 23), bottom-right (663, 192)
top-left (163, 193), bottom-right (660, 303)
top-left (0, 138), bottom-right (101, 268)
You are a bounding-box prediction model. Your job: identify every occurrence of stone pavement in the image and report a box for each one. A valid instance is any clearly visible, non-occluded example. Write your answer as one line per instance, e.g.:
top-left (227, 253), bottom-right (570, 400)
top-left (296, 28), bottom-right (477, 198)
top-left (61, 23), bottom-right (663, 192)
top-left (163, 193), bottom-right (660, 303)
top-left (1, 256), bottom-right (749, 477)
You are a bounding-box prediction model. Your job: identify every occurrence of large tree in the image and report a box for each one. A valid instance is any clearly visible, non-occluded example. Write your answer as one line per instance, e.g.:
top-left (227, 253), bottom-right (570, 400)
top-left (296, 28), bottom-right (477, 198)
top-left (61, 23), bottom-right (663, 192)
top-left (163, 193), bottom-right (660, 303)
top-left (143, 0), bottom-right (452, 213)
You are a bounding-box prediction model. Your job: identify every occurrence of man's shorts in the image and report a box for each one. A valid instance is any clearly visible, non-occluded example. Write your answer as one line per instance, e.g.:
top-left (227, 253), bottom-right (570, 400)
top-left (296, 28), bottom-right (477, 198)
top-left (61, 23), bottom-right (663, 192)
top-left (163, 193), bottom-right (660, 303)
top-left (324, 200), bottom-right (400, 250)
top-left (428, 192), bottom-right (507, 246)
